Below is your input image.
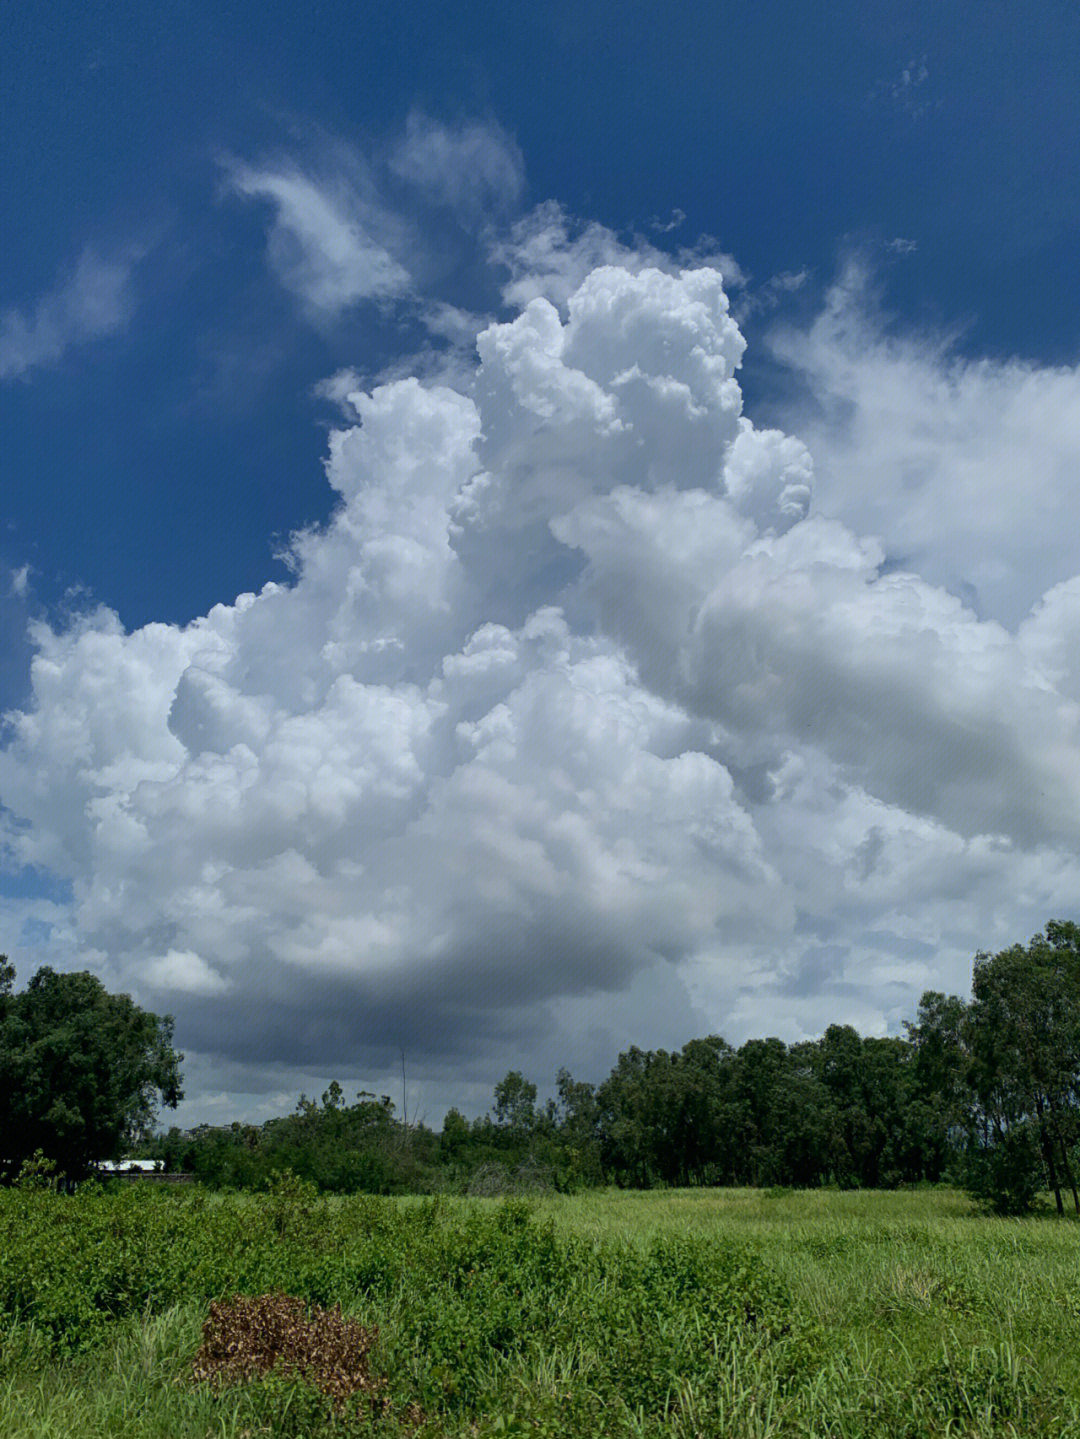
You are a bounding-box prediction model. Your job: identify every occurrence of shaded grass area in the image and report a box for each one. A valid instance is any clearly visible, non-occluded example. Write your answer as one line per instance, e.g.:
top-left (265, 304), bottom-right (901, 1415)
top-left (1, 1184), bottom-right (1079, 1436)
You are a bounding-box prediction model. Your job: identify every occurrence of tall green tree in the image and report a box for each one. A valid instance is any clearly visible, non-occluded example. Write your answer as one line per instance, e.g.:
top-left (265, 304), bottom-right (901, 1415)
top-left (731, 1037), bottom-right (793, 1185)
top-left (595, 1046), bottom-right (660, 1186)
top-left (965, 925), bottom-right (1080, 1214)
top-left (492, 1070), bottom-right (538, 1134)
top-left (595, 1038), bottom-right (740, 1187)
top-left (904, 990), bottom-right (968, 1182)
top-left (0, 955), bottom-right (14, 1009)
top-left (0, 965), bottom-right (183, 1180)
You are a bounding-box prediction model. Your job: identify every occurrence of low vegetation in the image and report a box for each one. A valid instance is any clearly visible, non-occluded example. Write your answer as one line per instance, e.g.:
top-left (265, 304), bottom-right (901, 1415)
top-left (4, 922), bottom-right (1080, 1432)
top-left (1, 1181), bottom-right (1079, 1437)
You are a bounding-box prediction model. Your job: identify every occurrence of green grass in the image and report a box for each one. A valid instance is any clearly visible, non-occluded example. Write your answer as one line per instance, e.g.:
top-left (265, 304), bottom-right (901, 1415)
top-left (1, 1183), bottom-right (1079, 1436)
top-left (543, 1187), bottom-right (1080, 1431)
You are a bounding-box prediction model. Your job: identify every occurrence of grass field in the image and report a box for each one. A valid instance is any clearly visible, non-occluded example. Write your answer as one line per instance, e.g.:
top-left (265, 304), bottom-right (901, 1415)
top-left (1, 1183), bottom-right (1078, 1437)
top-left (545, 1187), bottom-right (1080, 1431)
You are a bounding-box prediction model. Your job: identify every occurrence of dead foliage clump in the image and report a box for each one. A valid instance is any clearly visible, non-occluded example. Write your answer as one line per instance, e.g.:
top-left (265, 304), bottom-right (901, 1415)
top-left (191, 1291), bottom-right (387, 1414)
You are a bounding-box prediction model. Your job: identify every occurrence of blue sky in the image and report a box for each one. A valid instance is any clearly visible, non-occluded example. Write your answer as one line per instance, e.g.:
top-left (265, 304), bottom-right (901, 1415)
top-left (4, 1), bottom-right (1080, 1124)
top-left (7, 1), bottom-right (1080, 637)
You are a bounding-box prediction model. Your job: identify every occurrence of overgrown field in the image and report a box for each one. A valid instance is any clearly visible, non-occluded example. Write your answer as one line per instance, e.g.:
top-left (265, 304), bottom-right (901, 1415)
top-left (1, 1182), bottom-right (1079, 1437)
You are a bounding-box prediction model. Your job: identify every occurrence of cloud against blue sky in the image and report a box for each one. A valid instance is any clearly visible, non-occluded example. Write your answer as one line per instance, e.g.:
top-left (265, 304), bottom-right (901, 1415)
top-left (0, 248), bottom-right (138, 380)
top-left (225, 160), bottom-right (412, 317)
top-left (3, 2), bottom-right (1080, 1123)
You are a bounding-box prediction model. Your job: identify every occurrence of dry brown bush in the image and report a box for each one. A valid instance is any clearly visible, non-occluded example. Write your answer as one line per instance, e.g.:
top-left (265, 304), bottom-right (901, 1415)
top-left (191, 1291), bottom-right (387, 1414)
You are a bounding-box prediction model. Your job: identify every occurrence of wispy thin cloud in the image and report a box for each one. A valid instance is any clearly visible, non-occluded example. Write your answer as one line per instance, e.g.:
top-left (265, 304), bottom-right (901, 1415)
top-left (225, 159), bottom-right (412, 318)
top-left (871, 55), bottom-right (937, 119)
top-left (389, 113), bottom-right (525, 221)
top-left (226, 117), bottom-right (529, 324)
top-left (649, 208), bottom-right (686, 234)
top-left (737, 267), bottom-right (810, 319)
top-left (0, 249), bottom-right (137, 381)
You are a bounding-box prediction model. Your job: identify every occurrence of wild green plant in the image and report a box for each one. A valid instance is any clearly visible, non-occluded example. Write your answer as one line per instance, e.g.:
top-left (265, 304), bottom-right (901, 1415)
top-left (2, 1185), bottom-right (1080, 1436)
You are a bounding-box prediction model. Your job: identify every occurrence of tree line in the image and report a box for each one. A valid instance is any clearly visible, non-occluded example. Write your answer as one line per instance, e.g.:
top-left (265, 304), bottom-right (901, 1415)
top-left (4, 921), bottom-right (1080, 1213)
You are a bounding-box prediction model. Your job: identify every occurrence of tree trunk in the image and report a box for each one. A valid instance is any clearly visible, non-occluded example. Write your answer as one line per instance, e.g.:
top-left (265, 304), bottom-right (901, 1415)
top-left (1058, 1133), bottom-right (1080, 1215)
top-left (1036, 1099), bottom-right (1064, 1215)
top-left (1049, 1103), bottom-right (1080, 1215)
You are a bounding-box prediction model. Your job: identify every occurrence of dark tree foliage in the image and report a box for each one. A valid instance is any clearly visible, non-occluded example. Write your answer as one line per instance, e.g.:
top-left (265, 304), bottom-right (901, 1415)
top-left (960, 922), bottom-right (1080, 1214)
top-left (0, 962), bottom-right (183, 1181)
top-left (0, 956), bottom-right (15, 1009)
top-left (492, 1070), bottom-right (538, 1132)
top-left (904, 991), bottom-right (968, 1181)
top-left (589, 1028), bottom-right (945, 1192)
top-left (152, 1086), bottom-right (443, 1194)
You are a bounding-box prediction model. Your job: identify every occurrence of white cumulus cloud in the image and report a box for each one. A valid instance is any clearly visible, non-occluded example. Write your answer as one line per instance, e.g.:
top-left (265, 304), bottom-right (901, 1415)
top-left (770, 260), bottom-right (1080, 627)
top-left (4, 252), bottom-right (1080, 1117)
top-left (494, 202), bottom-right (745, 313)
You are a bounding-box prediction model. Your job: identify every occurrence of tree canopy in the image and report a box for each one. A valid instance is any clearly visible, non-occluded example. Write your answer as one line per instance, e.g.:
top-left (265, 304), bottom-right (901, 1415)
top-left (0, 962), bottom-right (183, 1181)
top-left (960, 922), bottom-right (1080, 1213)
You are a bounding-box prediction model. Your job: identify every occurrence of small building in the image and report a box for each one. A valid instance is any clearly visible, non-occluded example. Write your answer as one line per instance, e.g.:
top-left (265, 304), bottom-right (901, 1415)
top-left (96, 1157), bottom-right (164, 1174)
top-left (93, 1157), bottom-right (194, 1182)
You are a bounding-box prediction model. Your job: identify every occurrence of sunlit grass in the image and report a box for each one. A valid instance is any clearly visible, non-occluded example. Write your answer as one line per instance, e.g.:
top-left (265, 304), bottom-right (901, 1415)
top-left (541, 1186), bottom-right (1080, 1392)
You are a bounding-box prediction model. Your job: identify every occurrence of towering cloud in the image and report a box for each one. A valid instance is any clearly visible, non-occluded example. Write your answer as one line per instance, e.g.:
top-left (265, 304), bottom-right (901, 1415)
top-left (4, 258), bottom-right (1080, 1111)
